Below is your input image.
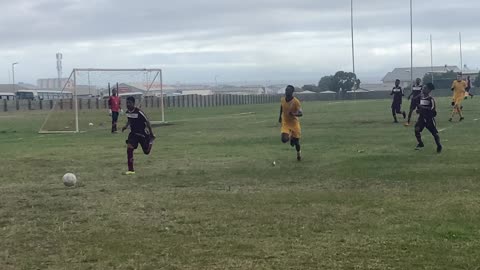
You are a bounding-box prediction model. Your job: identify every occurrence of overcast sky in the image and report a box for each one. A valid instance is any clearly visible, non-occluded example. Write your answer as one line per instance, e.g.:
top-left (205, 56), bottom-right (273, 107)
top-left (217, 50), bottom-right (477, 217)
top-left (1, 0), bottom-right (479, 85)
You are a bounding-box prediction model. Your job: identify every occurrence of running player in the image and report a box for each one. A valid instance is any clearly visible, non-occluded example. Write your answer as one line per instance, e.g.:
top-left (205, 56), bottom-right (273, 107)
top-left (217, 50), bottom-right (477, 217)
top-left (465, 76), bottom-right (474, 98)
top-left (449, 73), bottom-right (466, 122)
top-left (121, 96), bottom-right (155, 175)
top-left (414, 83), bottom-right (442, 153)
top-left (405, 78), bottom-right (423, 126)
top-left (279, 85), bottom-right (303, 161)
top-left (390, 79), bottom-right (406, 123)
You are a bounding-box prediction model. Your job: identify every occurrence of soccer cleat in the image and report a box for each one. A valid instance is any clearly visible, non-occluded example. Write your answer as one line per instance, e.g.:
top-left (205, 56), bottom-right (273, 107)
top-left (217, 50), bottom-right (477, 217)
top-left (415, 143), bottom-right (425, 150)
top-left (402, 111), bottom-right (406, 119)
top-left (404, 122), bottom-right (410, 127)
top-left (297, 152), bottom-right (302, 161)
top-left (448, 118), bottom-right (453, 122)
top-left (460, 117), bottom-right (465, 122)
top-left (124, 171), bottom-right (136, 175)
top-left (437, 145), bottom-right (443, 153)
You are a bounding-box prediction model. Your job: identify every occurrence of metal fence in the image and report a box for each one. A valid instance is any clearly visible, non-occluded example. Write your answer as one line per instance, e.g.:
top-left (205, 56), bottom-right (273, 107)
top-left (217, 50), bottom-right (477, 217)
top-left (0, 89), bottom-right (459, 112)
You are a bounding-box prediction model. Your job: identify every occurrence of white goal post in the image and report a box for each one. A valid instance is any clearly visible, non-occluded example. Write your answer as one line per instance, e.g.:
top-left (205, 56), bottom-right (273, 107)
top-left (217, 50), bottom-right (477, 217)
top-left (39, 68), bottom-right (164, 134)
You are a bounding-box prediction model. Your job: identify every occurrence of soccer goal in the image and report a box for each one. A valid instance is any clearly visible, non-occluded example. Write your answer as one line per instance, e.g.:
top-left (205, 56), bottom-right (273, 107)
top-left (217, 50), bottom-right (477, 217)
top-left (39, 68), bottom-right (164, 134)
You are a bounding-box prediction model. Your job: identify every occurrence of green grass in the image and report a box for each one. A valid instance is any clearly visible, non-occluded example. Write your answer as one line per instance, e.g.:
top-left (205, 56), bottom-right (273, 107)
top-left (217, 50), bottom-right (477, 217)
top-left (1, 98), bottom-right (480, 269)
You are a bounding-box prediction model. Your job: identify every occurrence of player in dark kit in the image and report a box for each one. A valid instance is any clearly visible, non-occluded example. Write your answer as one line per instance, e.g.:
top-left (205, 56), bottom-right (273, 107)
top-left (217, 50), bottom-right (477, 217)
top-left (390, 79), bottom-right (406, 123)
top-left (405, 78), bottom-right (423, 126)
top-left (414, 83), bottom-right (442, 153)
top-left (121, 96), bottom-right (155, 175)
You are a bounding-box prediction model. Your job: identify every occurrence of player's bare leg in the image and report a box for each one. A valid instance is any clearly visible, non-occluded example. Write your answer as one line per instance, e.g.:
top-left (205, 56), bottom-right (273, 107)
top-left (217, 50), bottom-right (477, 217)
top-left (291, 137), bottom-right (302, 161)
top-left (281, 133), bottom-right (290, 144)
top-left (125, 144), bottom-right (135, 175)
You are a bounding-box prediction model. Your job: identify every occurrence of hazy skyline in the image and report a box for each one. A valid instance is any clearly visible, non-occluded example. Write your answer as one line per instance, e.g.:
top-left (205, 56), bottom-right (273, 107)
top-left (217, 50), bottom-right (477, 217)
top-left (1, 0), bottom-right (479, 85)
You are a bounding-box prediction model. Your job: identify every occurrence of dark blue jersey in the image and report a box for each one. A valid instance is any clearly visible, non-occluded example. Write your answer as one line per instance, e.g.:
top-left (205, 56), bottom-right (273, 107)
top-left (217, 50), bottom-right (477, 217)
top-left (126, 107), bottom-right (150, 134)
top-left (391, 86), bottom-right (404, 103)
top-left (418, 95), bottom-right (437, 118)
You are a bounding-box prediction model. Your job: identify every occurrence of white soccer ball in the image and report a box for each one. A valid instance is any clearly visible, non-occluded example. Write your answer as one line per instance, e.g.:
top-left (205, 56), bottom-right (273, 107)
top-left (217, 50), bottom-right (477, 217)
top-left (63, 173), bottom-right (77, 187)
top-left (88, 123), bottom-right (94, 126)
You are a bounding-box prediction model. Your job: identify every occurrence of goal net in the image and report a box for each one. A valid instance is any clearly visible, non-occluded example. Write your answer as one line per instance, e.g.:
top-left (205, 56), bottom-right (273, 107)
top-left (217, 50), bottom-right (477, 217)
top-left (39, 68), bottom-right (164, 133)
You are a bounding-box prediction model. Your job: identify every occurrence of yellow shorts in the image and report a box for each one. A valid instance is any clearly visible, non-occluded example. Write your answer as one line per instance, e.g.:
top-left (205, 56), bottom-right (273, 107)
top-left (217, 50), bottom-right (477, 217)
top-left (281, 123), bottom-right (301, 139)
top-left (454, 96), bottom-right (464, 106)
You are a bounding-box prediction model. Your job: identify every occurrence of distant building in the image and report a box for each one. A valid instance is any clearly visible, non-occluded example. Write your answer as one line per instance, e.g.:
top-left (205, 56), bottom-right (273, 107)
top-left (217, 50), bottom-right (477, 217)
top-left (0, 84), bottom-right (35, 93)
top-left (37, 78), bottom-right (70, 90)
top-left (382, 66), bottom-right (461, 87)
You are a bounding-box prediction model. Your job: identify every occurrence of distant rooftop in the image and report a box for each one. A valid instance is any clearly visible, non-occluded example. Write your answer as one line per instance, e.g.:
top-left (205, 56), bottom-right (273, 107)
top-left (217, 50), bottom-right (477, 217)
top-left (383, 66), bottom-right (461, 83)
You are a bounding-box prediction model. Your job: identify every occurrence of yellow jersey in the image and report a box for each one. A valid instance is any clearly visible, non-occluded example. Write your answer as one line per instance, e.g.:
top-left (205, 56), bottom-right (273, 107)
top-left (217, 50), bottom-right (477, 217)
top-left (452, 80), bottom-right (467, 100)
top-left (281, 97), bottom-right (301, 125)
top-left (281, 97), bottom-right (302, 138)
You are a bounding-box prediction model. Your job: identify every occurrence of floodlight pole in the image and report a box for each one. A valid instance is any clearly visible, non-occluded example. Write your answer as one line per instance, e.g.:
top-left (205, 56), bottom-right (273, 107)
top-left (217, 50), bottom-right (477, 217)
top-left (459, 32), bottom-right (463, 73)
top-left (351, 0), bottom-right (355, 76)
top-left (430, 34), bottom-right (434, 84)
top-left (12, 62), bottom-right (18, 92)
top-left (410, 0), bottom-right (413, 87)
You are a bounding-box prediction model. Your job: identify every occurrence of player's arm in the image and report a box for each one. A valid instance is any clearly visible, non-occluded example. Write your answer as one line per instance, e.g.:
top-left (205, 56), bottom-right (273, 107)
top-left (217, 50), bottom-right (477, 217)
top-left (108, 97), bottom-right (112, 115)
top-left (140, 110), bottom-right (155, 137)
top-left (451, 82), bottom-right (455, 91)
top-left (278, 106), bottom-right (283, 123)
top-left (145, 119), bottom-right (155, 138)
top-left (289, 101), bottom-right (303, 117)
top-left (401, 87), bottom-right (405, 96)
top-left (121, 118), bottom-right (130, 132)
top-left (292, 109), bottom-right (303, 117)
top-left (407, 87), bottom-right (413, 99)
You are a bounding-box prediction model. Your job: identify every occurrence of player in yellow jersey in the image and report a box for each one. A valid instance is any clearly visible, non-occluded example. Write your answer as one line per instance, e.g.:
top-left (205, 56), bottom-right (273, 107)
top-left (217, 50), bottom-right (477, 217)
top-left (449, 73), bottom-right (466, 122)
top-left (278, 85), bottom-right (303, 161)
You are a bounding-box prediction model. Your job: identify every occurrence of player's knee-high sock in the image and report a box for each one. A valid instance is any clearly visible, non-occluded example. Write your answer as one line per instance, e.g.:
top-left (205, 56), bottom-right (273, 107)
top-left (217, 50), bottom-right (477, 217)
top-left (415, 129), bottom-right (423, 145)
top-left (458, 108), bottom-right (464, 118)
top-left (433, 133), bottom-right (441, 147)
top-left (295, 141), bottom-right (301, 153)
top-left (127, 148), bottom-right (134, 171)
top-left (407, 110), bottom-right (413, 123)
top-left (450, 108), bottom-right (457, 119)
top-left (392, 108), bottom-right (397, 122)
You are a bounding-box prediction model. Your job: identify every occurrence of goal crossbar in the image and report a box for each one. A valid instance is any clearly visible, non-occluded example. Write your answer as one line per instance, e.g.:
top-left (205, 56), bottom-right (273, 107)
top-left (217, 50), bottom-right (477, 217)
top-left (38, 67), bottom-right (164, 134)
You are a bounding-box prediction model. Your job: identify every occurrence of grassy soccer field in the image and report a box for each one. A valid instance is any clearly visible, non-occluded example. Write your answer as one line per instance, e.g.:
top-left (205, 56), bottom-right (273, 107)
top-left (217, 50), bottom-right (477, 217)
top-left (1, 97), bottom-right (480, 269)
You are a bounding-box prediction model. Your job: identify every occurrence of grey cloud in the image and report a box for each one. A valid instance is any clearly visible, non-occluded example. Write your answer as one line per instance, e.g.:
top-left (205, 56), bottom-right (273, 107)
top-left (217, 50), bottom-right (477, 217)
top-left (1, 0), bottom-right (480, 84)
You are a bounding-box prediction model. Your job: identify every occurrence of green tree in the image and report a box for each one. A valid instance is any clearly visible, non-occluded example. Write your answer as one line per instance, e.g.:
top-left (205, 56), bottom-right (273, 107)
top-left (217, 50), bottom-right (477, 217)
top-left (317, 72), bottom-right (360, 96)
top-left (333, 71), bottom-right (358, 97)
top-left (318, 75), bottom-right (336, 92)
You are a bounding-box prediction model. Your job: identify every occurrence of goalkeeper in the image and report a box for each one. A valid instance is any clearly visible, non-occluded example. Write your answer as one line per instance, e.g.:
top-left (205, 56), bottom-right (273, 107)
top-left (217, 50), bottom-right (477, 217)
top-left (108, 88), bottom-right (121, 133)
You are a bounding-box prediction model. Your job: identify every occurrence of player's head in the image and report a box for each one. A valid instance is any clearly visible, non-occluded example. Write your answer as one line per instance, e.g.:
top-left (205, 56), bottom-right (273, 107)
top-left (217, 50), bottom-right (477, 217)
top-left (112, 88), bottom-right (117, 96)
top-left (423, 82), bottom-right (435, 95)
top-left (395, 79), bottom-right (400, 87)
top-left (416, 78), bottom-right (421, 85)
top-left (126, 96), bottom-right (135, 110)
top-left (457, 73), bottom-right (462, 81)
top-left (285, 85), bottom-right (295, 98)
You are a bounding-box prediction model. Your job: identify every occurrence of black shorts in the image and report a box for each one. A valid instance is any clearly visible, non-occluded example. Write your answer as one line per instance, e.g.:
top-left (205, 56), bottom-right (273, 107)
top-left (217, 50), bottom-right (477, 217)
top-left (409, 99), bottom-right (419, 111)
top-left (415, 115), bottom-right (438, 135)
top-left (112, 111), bottom-right (119, 123)
top-left (126, 132), bottom-right (153, 153)
top-left (391, 102), bottom-right (402, 112)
